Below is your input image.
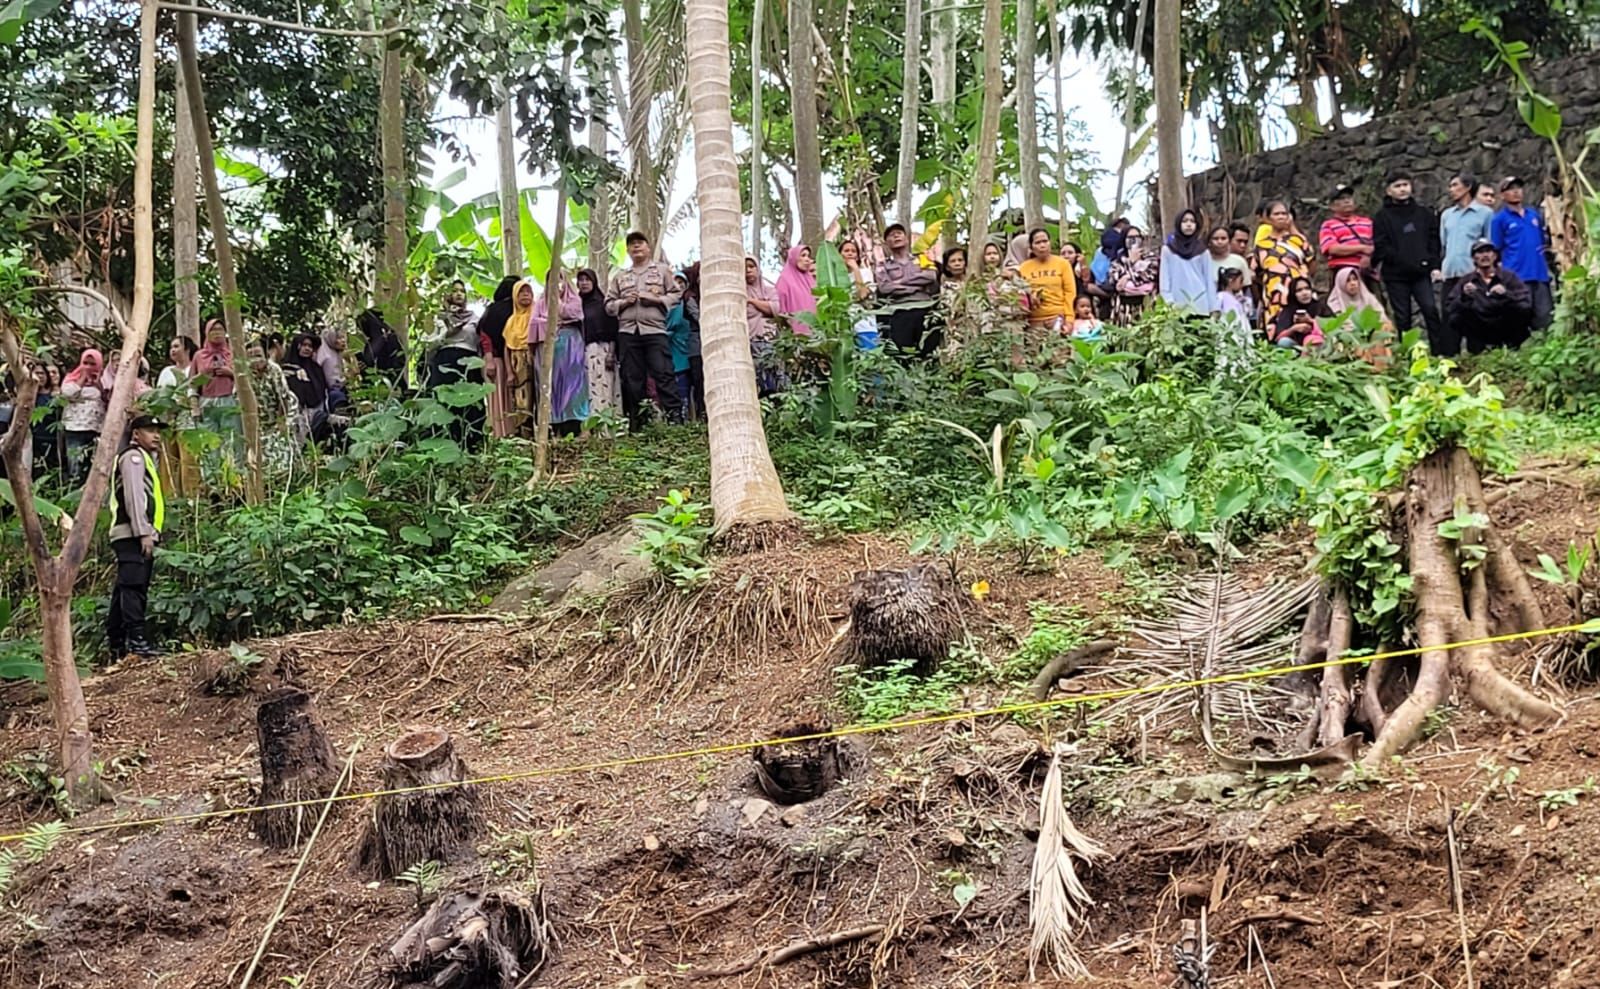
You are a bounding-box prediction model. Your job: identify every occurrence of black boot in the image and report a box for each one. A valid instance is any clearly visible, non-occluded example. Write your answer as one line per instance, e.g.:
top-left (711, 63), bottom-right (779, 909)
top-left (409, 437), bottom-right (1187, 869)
top-left (125, 636), bottom-right (159, 659)
top-left (106, 639), bottom-right (126, 663)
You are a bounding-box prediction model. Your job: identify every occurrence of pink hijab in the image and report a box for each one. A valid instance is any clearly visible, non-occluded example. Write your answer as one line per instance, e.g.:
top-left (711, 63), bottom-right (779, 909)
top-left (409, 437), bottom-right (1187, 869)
top-left (533, 274), bottom-right (584, 328)
top-left (774, 245), bottom-right (817, 317)
top-left (64, 348), bottom-right (104, 387)
top-left (745, 259), bottom-right (778, 340)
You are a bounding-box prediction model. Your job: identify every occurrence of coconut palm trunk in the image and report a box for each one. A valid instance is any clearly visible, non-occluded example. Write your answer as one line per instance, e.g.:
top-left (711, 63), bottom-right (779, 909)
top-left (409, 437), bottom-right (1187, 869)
top-left (685, 0), bottom-right (793, 540)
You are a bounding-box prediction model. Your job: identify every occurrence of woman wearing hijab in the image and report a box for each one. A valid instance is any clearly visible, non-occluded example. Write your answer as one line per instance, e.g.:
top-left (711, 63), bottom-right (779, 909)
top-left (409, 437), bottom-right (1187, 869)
top-left (1159, 209), bottom-right (1216, 315)
top-left (1254, 199), bottom-right (1313, 325)
top-left (356, 309), bottom-right (406, 392)
top-left (427, 280), bottom-right (486, 446)
top-left (775, 244), bottom-right (818, 326)
top-left (744, 257), bottom-right (787, 394)
top-left (191, 318), bottom-right (242, 436)
top-left (532, 273), bottom-right (590, 436)
top-left (283, 332), bottom-right (332, 442)
top-left (1109, 226), bottom-right (1159, 325)
top-left (315, 326), bottom-right (349, 409)
top-left (577, 268), bottom-right (619, 416)
top-left (477, 276), bottom-right (518, 437)
top-left (1327, 266), bottom-right (1394, 367)
top-left (60, 347), bottom-right (105, 482)
top-left (1270, 276), bottom-right (1331, 351)
top-left (245, 338), bottom-right (299, 474)
top-left (502, 278), bottom-right (540, 436)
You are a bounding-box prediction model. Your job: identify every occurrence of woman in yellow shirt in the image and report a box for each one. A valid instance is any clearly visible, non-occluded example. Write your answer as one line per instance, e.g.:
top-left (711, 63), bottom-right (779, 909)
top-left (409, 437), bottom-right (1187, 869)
top-left (1017, 228), bottom-right (1077, 333)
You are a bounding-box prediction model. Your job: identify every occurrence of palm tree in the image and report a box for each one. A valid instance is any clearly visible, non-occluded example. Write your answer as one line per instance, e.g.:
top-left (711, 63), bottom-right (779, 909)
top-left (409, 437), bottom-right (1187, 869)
top-left (685, 0), bottom-right (793, 538)
top-left (1017, 0), bottom-right (1043, 229)
top-left (893, 0), bottom-right (922, 227)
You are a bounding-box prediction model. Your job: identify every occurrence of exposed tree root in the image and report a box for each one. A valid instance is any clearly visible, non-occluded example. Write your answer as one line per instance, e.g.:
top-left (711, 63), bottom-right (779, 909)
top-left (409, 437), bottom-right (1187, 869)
top-left (548, 549), bottom-right (834, 696)
top-left (384, 888), bottom-right (555, 989)
top-left (715, 517), bottom-right (805, 556)
top-left (1298, 447), bottom-right (1562, 769)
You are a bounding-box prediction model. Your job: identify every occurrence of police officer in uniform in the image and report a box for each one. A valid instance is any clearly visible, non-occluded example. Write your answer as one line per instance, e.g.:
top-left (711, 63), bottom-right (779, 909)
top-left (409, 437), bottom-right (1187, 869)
top-left (107, 414), bottom-right (166, 659)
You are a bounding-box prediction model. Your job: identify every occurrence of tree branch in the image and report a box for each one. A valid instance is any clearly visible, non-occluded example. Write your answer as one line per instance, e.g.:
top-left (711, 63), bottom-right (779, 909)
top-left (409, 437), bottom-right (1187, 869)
top-left (0, 325), bottom-right (55, 571)
top-left (31, 285), bottom-right (130, 335)
top-left (156, 2), bottom-right (410, 38)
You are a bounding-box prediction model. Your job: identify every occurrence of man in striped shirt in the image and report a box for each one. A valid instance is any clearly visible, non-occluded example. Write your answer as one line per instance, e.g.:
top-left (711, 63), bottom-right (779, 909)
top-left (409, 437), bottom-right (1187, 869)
top-left (1318, 185), bottom-right (1374, 278)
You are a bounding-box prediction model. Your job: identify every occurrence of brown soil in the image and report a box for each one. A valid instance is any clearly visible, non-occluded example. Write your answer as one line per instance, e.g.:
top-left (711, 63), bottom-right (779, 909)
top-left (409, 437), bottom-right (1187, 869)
top-left (1, 501), bottom-right (1597, 988)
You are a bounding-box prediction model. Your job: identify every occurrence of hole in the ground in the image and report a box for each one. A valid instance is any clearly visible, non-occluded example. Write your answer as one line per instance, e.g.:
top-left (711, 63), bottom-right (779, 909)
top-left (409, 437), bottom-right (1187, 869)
top-left (753, 724), bottom-right (842, 805)
top-left (167, 888), bottom-right (191, 902)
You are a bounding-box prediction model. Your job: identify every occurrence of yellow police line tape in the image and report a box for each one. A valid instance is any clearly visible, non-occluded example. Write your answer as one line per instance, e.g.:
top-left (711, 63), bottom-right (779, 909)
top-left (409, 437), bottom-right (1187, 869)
top-left (2, 619), bottom-right (1595, 845)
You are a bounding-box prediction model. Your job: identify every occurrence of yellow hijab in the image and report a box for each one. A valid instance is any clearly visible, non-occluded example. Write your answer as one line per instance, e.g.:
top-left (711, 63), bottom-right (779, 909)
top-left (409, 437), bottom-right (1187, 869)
top-left (503, 278), bottom-right (537, 350)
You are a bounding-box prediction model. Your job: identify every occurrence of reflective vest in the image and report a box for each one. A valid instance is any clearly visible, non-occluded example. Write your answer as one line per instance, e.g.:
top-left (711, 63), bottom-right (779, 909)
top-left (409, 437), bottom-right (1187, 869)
top-left (109, 448), bottom-right (165, 535)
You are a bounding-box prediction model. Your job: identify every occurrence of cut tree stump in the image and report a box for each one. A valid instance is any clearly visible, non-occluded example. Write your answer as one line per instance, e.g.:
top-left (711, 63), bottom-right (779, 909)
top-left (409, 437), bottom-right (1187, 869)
top-left (842, 564), bottom-right (964, 673)
top-left (357, 728), bottom-right (483, 878)
top-left (753, 724), bottom-right (844, 804)
top-left (386, 889), bottom-right (554, 989)
top-left (255, 686), bottom-right (338, 849)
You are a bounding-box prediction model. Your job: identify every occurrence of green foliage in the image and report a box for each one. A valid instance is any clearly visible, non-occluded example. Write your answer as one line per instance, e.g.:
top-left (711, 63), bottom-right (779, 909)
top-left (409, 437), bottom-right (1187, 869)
top-left (3, 751), bottom-right (71, 815)
top-left (1000, 602), bottom-right (1092, 682)
top-left (1471, 326), bottom-right (1600, 414)
top-left (630, 489), bottom-right (713, 589)
top-left (394, 859), bottom-right (444, 908)
top-left (835, 645), bottom-right (988, 723)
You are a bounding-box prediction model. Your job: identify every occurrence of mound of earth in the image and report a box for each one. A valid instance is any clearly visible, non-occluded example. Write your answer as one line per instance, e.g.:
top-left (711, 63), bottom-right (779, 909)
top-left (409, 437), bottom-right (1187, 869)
top-left (0, 489), bottom-right (1596, 988)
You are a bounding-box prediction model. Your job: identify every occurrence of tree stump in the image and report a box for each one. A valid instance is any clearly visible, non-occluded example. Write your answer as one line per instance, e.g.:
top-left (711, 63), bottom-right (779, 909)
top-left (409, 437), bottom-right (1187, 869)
top-left (255, 686), bottom-right (338, 849)
top-left (386, 889), bottom-right (554, 989)
top-left (842, 565), bottom-right (964, 673)
top-left (357, 728), bottom-right (483, 879)
top-left (753, 724), bottom-right (844, 804)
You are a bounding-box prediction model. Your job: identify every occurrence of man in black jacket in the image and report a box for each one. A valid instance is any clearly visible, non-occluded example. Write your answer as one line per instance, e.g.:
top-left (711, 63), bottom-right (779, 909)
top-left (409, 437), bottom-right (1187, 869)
top-left (1446, 239), bottom-right (1533, 354)
top-left (1372, 170), bottom-right (1444, 351)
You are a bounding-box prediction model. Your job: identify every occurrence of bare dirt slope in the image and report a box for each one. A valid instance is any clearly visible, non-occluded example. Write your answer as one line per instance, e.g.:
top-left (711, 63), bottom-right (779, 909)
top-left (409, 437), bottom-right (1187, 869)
top-left (0, 476), bottom-right (1597, 989)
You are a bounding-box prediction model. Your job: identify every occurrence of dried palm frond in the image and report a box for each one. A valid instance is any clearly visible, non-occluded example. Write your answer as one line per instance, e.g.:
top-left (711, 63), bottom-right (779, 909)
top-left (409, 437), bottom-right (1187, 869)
top-left (1028, 747), bottom-right (1107, 981)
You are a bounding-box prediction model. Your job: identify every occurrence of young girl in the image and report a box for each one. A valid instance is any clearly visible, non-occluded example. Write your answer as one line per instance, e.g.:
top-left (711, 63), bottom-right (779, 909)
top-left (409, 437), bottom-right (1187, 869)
top-left (1215, 267), bottom-right (1255, 378)
top-left (1069, 295), bottom-right (1104, 341)
top-left (1270, 276), bottom-right (1331, 351)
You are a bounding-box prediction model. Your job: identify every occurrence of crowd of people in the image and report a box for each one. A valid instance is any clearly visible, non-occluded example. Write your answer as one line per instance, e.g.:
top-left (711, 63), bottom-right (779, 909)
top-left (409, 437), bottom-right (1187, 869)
top-left (3, 168), bottom-right (1561, 494)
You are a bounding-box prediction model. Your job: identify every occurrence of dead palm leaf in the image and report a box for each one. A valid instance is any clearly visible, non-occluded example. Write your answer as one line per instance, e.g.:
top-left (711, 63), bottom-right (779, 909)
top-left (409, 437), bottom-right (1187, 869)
top-left (1028, 747), bottom-right (1106, 981)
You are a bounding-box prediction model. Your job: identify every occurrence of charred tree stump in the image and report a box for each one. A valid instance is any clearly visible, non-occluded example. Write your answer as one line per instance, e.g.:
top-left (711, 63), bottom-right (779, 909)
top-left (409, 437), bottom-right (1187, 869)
top-left (386, 889), bottom-right (554, 989)
top-left (255, 686), bottom-right (338, 848)
top-left (842, 565), bottom-right (964, 673)
top-left (357, 728), bottom-right (483, 879)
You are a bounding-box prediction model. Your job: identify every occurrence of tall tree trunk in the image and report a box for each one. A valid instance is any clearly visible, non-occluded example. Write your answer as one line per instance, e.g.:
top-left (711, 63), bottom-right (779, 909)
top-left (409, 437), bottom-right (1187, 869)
top-left (789, 0), bottom-right (825, 248)
top-left (966, 0), bottom-right (1004, 273)
top-left (177, 13), bottom-right (265, 504)
top-left (1045, 0), bottom-right (1069, 228)
top-left (893, 0), bottom-right (922, 228)
top-left (623, 0), bottom-right (659, 243)
top-left (685, 0), bottom-right (793, 536)
top-left (496, 96), bottom-right (524, 277)
top-left (750, 0), bottom-right (766, 259)
top-left (1016, 0), bottom-right (1042, 229)
top-left (929, 2), bottom-right (956, 111)
top-left (587, 74), bottom-right (612, 280)
top-left (1152, 0), bottom-right (1184, 230)
top-left (0, 0), bottom-right (161, 807)
top-left (1111, 0), bottom-right (1151, 220)
top-left (378, 20), bottom-right (410, 361)
top-left (533, 181), bottom-right (569, 479)
top-left (173, 68), bottom-right (200, 342)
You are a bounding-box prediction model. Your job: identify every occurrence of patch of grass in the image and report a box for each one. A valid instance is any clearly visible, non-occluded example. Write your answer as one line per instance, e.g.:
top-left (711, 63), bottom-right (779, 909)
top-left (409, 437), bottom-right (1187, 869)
top-left (835, 643), bottom-right (991, 723)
